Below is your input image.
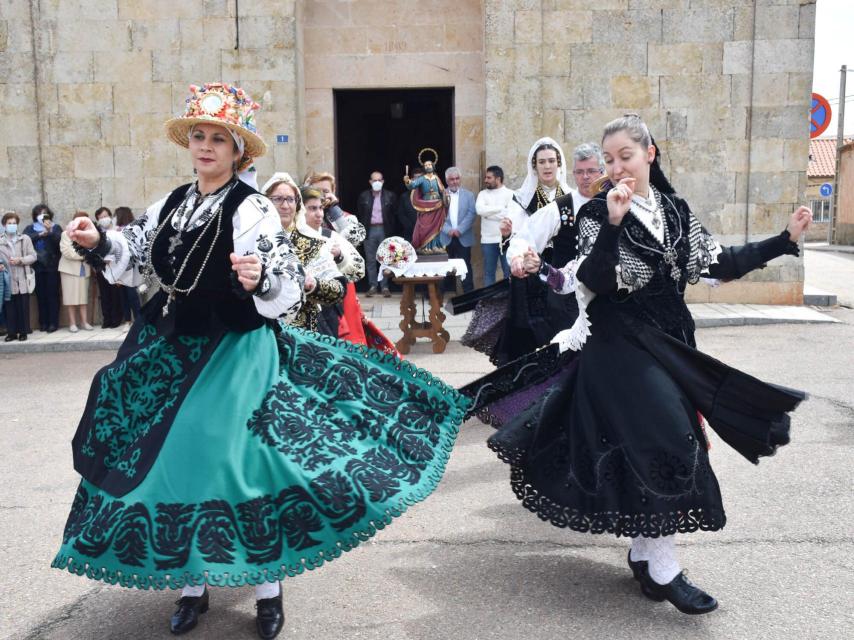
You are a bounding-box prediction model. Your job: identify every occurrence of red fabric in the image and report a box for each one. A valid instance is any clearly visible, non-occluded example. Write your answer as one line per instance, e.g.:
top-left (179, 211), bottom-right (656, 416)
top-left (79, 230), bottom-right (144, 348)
top-left (337, 282), bottom-right (400, 359)
top-left (339, 283), bottom-right (367, 345)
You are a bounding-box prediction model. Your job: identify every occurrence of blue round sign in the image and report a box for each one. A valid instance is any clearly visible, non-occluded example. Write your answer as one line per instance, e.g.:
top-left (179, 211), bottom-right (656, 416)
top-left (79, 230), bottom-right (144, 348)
top-left (820, 182), bottom-right (833, 198)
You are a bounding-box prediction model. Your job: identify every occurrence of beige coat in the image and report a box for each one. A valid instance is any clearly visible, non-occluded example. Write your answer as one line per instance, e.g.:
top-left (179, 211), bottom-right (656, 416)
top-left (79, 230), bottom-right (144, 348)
top-left (58, 231), bottom-right (91, 278)
top-left (0, 233), bottom-right (36, 295)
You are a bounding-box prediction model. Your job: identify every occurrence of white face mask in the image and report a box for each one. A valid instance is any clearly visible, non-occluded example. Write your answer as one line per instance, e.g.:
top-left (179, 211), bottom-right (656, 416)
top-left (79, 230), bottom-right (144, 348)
top-left (5, 223), bottom-right (17, 235)
top-left (37, 213), bottom-right (45, 223)
top-left (371, 180), bottom-right (383, 191)
top-left (97, 217), bottom-right (113, 229)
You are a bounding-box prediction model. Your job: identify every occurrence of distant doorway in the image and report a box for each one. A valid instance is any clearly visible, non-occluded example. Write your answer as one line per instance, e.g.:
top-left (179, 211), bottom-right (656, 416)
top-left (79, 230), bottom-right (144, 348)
top-left (334, 88), bottom-right (455, 217)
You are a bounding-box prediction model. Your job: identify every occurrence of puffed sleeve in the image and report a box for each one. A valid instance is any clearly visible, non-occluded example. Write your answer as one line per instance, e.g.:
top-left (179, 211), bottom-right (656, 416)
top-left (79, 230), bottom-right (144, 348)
top-left (99, 196), bottom-right (165, 286)
top-left (329, 230), bottom-right (365, 282)
top-left (232, 194), bottom-right (305, 321)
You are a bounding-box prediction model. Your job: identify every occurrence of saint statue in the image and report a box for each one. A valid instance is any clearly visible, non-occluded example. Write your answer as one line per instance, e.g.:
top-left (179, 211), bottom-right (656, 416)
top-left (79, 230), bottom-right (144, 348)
top-left (404, 149), bottom-right (446, 254)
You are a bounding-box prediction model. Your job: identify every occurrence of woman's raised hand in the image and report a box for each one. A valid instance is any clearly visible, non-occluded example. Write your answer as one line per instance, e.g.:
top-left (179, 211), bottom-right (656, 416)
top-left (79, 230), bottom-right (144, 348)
top-left (786, 206), bottom-right (812, 243)
top-left (66, 216), bottom-right (100, 249)
top-left (606, 177), bottom-right (636, 226)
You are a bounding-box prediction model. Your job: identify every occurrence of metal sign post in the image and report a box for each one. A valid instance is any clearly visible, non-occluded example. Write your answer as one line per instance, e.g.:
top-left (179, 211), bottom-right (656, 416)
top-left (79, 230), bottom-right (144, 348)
top-left (830, 66), bottom-right (848, 245)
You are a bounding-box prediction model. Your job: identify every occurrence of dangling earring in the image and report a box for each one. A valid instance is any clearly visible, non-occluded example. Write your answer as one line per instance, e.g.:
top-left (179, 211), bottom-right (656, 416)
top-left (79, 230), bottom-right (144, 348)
top-left (193, 167), bottom-right (197, 175)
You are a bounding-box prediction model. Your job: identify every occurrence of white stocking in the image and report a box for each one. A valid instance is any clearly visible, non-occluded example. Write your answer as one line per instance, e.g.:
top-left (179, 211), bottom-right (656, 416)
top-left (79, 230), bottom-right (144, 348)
top-left (254, 581), bottom-right (281, 600)
top-left (646, 535), bottom-right (681, 585)
top-left (181, 583), bottom-right (206, 598)
top-left (630, 536), bottom-right (650, 562)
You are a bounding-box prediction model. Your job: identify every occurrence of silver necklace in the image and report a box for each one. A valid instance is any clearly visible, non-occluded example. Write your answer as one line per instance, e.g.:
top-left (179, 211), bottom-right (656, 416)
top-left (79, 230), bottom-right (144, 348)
top-left (623, 189), bottom-right (683, 284)
top-left (631, 191), bottom-right (662, 229)
top-left (141, 193), bottom-right (226, 317)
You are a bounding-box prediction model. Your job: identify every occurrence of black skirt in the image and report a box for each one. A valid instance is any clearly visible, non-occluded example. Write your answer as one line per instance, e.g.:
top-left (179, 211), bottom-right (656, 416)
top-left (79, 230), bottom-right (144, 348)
top-left (460, 323), bottom-right (805, 539)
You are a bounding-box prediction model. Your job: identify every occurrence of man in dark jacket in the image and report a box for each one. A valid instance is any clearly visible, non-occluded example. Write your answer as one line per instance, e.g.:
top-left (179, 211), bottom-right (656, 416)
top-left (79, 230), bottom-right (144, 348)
top-left (356, 171), bottom-right (398, 296)
top-left (23, 204), bottom-right (62, 332)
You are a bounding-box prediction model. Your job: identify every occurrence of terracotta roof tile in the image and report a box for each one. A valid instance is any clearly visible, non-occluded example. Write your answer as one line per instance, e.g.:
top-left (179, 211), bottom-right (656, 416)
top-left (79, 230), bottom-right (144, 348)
top-left (809, 137), bottom-right (853, 178)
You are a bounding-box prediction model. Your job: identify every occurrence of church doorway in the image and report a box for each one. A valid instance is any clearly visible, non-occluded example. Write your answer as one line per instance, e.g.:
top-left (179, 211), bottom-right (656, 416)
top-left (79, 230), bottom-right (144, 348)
top-left (334, 88), bottom-right (455, 219)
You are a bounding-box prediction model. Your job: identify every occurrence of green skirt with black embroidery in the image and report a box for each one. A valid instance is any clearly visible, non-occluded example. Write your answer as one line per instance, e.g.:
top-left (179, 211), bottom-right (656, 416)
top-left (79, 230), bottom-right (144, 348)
top-left (52, 321), bottom-right (468, 590)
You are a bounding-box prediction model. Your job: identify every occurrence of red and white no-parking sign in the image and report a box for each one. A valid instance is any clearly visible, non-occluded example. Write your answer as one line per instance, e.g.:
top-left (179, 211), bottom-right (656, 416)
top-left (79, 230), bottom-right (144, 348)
top-left (810, 93), bottom-right (832, 139)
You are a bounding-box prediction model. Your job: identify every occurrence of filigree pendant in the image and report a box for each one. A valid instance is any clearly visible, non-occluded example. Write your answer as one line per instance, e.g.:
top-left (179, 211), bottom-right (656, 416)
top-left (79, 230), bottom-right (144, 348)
top-left (652, 215), bottom-right (661, 229)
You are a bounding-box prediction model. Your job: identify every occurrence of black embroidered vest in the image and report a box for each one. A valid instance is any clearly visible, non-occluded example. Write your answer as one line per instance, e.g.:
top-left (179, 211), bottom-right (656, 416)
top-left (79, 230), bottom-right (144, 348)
top-left (550, 193), bottom-right (578, 269)
top-left (145, 180), bottom-right (266, 335)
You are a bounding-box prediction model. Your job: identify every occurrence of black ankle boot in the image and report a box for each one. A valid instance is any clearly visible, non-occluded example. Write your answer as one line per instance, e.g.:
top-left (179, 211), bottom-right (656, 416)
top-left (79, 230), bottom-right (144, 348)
top-left (255, 594), bottom-right (284, 639)
top-left (170, 587), bottom-right (209, 635)
top-left (640, 571), bottom-right (718, 614)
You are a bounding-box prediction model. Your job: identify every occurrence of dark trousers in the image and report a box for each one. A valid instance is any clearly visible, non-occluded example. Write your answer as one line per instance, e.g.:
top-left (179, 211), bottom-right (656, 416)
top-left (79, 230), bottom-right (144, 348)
top-left (34, 270), bottom-right (60, 329)
top-left (444, 237), bottom-right (473, 293)
top-left (96, 272), bottom-right (125, 327)
top-left (123, 286), bottom-right (141, 322)
top-left (4, 293), bottom-right (31, 336)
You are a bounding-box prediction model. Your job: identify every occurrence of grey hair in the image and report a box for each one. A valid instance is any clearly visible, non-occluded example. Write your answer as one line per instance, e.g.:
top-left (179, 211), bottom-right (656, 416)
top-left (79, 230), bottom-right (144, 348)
top-left (445, 166), bottom-right (461, 179)
top-left (573, 142), bottom-right (604, 168)
top-left (602, 114), bottom-right (652, 148)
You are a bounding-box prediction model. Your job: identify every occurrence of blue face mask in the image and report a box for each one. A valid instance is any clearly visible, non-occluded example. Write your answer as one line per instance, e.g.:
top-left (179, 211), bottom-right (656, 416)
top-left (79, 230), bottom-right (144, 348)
top-left (5, 223), bottom-right (17, 235)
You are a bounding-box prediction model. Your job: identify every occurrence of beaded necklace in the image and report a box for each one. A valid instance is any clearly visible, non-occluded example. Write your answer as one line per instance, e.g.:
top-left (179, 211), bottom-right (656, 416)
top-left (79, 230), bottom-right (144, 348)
top-left (141, 182), bottom-right (233, 316)
top-left (533, 183), bottom-right (564, 211)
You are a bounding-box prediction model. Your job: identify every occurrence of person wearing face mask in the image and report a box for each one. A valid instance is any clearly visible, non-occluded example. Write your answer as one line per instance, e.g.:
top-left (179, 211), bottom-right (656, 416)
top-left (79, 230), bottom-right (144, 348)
top-left (356, 171), bottom-right (398, 296)
top-left (58, 211), bottom-right (95, 332)
top-left (23, 204), bottom-right (62, 332)
top-left (0, 211), bottom-right (37, 341)
top-left (462, 114), bottom-right (811, 616)
top-left (92, 207), bottom-right (125, 329)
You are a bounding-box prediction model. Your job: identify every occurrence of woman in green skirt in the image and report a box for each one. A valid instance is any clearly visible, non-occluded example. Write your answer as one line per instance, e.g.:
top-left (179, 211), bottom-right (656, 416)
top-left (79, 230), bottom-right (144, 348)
top-left (58, 82), bottom-right (469, 639)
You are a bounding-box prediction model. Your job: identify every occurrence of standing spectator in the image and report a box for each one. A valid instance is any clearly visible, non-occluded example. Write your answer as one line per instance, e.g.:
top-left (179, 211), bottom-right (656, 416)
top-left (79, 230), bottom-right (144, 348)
top-left (24, 204), bottom-right (62, 332)
top-left (93, 207), bottom-right (124, 328)
top-left (58, 211), bottom-right (93, 332)
top-left (1, 212), bottom-right (36, 341)
top-left (476, 165), bottom-right (514, 285)
top-left (439, 167), bottom-right (476, 293)
top-left (396, 167), bottom-right (423, 242)
top-left (114, 206), bottom-right (141, 328)
top-left (356, 170), bottom-right (397, 297)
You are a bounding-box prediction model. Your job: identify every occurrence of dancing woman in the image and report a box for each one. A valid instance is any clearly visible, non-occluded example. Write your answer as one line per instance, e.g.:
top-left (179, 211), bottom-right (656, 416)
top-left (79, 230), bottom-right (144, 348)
top-left (54, 83), bottom-right (468, 639)
top-left (463, 114), bottom-right (810, 614)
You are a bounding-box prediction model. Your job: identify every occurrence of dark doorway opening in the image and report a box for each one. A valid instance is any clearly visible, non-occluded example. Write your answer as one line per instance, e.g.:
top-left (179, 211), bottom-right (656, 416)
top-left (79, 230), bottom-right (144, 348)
top-left (334, 88), bottom-right (455, 218)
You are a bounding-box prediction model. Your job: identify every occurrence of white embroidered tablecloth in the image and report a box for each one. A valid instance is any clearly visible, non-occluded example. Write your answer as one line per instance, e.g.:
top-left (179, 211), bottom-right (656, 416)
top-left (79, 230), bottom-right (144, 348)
top-left (379, 259), bottom-right (468, 282)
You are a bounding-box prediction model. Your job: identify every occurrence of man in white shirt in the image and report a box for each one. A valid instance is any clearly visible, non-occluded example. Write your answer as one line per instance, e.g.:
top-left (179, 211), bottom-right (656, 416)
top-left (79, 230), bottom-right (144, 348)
top-left (439, 166), bottom-right (476, 293)
top-left (475, 165), bottom-right (514, 286)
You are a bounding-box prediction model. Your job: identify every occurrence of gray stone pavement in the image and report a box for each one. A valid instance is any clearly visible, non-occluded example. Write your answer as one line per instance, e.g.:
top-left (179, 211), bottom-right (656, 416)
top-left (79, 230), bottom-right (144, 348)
top-left (804, 246), bottom-right (854, 308)
top-left (1, 309), bottom-right (853, 640)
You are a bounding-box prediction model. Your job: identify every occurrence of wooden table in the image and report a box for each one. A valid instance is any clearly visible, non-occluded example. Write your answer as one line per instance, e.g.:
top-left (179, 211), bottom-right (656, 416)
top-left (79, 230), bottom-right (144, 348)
top-left (392, 275), bottom-right (451, 354)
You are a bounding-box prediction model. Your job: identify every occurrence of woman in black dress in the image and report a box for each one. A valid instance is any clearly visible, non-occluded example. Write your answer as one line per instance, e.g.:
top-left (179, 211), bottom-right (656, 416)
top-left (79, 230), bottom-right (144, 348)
top-left (463, 114), bottom-right (811, 614)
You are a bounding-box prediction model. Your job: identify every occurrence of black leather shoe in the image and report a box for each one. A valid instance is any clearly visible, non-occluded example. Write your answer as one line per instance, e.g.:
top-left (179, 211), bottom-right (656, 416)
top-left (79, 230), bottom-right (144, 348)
top-left (46, 325), bottom-right (57, 333)
top-left (170, 588), bottom-right (209, 635)
top-left (18, 333), bottom-right (26, 341)
top-left (628, 550), bottom-right (665, 601)
top-left (255, 594), bottom-right (284, 639)
top-left (640, 571), bottom-right (718, 614)
top-left (4, 334), bottom-right (15, 342)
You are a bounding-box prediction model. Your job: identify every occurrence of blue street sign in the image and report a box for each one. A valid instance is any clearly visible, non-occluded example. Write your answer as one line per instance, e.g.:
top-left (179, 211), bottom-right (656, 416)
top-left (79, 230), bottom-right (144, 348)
top-left (276, 134), bottom-right (289, 144)
top-left (820, 182), bottom-right (833, 198)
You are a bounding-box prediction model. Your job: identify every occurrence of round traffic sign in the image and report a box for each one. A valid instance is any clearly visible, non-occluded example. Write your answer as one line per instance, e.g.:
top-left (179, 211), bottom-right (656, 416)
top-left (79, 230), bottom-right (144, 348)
top-left (819, 182), bottom-right (833, 198)
top-left (810, 93), bottom-right (832, 139)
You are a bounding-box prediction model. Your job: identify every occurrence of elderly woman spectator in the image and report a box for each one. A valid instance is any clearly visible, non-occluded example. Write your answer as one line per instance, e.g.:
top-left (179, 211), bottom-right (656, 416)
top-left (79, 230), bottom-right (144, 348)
top-left (114, 206), bottom-right (141, 327)
top-left (92, 207), bottom-right (125, 329)
top-left (58, 211), bottom-right (94, 332)
top-left (1, 211), bottom-right (36, 341)
top-left (262, 173), bottom-right (346, 334)
top-left (23, 203), bottom-right (62, 332)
